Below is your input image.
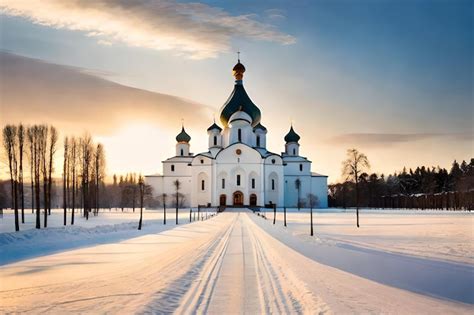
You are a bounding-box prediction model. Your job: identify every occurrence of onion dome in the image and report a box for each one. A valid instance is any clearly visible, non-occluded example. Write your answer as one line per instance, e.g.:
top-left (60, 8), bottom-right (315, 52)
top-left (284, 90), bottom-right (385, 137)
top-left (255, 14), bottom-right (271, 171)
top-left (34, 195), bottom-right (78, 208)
top-left (232, 62), bottom-right (246, 80)
top-left (220, 60), bottom-right (261, 128)
top-left (176, 126), bottom-right (191, 143)
top-left (229, 110), bottom-right (252, 124)
top-left (207, 122), bottom-right (222, 132)
top-left (284, 126), bottom-right (300, 143)
top-left (253, 123), bottom-right (267, 132)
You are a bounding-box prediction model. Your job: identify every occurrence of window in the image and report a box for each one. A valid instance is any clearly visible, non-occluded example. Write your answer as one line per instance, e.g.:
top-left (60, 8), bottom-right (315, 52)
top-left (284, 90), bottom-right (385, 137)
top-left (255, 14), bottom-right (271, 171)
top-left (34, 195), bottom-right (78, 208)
top-left (256, 135), bottom-right (260, 147)
top-left (293, 148), bottom-right (296, 155)
top-left (180, 148), bottom-right (184, 156)
top-left (200, 159), bottom-right (204, 164)
top-left (213, 136), bottom-right (217, 146)
top-left (238, 129), bottom-right (242, 142)
top-left (300, 164), bottom-right (303, 171)
top-left (237, 174), bottom-right (241, 186)
top-left (222, 178), bottom-right (225, 189)
top-left (201, 180), bottom-right (205, 191)
top-left (272, 179), bottom-right (275, 190)
top-left (271, 159), bottom-right (275, 164)
top-left (251, 178), bottom-right (255, 189)
top-left (171, 165), bottom-right (175, 172)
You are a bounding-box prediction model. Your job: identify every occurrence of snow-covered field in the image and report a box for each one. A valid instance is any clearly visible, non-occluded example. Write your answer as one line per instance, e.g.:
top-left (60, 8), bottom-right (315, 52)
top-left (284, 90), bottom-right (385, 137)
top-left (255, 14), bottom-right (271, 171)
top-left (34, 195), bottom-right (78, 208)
top-left (0, 208), bottom-right (472, 313)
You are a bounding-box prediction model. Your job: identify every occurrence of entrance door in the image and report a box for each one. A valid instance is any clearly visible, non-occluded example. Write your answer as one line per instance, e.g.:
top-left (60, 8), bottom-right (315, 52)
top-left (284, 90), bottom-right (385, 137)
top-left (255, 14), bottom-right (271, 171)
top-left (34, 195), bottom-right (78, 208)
top-left (249, 194), bottom-right (257, 206)
top-left (219, 194), bottom-right (227, 206)
top-left (233, 191), bottom-right (244, 206)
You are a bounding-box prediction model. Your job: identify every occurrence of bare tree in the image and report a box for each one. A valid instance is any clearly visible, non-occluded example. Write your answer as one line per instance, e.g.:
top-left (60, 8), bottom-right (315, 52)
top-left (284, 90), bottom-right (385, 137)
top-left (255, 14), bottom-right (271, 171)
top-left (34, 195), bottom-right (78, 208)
top-left (81, 134), bottom-right (93, 220)
top-left (307, 193), bottom-right (319, 236)
top-left (32, 126), bottom-right (41, 229)
top-left (162, 193), bottom-right (167, 225)
top-left (3, 125), bottom-right (19, 231)
top-left (138, 175), bottom-right (144, 230)
top-left (47, 127), bottom-right (58, 216)
top-left (173, 179), bottom-right (181, 225)
top-left (39, 125), bottom-right (49, 227)
top-left (342, 148), bottom-right (370, 228)
top-left (295, 178), bottom-right (301, 210)
top-left (27, 128), bottom-right (35, 214)
top-left (70, 137), bottom-right (77, 225)
top-left (63, 136), bottom-right (69, 226)
top-left (18, 124), bottom-right (25, 223)
top-left (94, 143), bottom-right (106, 215)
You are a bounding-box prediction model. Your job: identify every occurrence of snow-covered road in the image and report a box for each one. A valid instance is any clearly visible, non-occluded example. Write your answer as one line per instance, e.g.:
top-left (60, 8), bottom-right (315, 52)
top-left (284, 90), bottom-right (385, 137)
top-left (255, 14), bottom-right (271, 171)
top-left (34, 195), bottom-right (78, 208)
top-left (0, 210), bottom-right (471, 314)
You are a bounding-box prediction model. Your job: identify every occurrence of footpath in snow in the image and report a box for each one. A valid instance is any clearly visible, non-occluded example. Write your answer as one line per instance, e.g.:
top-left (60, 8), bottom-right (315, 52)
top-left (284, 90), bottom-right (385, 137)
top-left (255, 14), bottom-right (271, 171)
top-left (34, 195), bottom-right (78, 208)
top-left (0, 210), bottom-right (471, 314)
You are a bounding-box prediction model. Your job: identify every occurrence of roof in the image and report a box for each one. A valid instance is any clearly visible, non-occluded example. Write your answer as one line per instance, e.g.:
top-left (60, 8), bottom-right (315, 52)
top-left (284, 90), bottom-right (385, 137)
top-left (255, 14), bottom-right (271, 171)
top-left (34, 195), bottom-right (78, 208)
top-left (219, 64), bottom-right (261, 127)
top-left (284, 126), bottom-right (300, 143)
top-left (229, 110), bottom-right (252, 124)
top-left (311, 172), bottom-right (328, 177)
top-left (253, 123), bottom-right (267, 131)
top-left (207, 122), bottom-right (222, 131)
top-left (176, 126), bottom-right (191, 143)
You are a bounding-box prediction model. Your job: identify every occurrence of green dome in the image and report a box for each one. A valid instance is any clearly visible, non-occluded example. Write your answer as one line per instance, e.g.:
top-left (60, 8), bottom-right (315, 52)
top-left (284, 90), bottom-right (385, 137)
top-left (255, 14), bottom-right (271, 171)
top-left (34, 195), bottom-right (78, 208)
top-left (207, 122), bottom-right (222, 132)
top-left (253, 122), bottom-right (267, 132)
top-left (284, 126), bottom-right (300, 143)
top-left (176, 127), bottom-right (191, 143)
top-left (219, 62), bottom-right (261, 127)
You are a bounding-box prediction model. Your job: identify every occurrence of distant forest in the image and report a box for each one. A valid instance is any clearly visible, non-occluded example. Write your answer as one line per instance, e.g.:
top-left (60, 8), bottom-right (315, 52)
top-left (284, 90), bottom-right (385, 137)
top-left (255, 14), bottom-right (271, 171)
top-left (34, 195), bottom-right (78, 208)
top-left (329, 158), bottom-right (474, 210)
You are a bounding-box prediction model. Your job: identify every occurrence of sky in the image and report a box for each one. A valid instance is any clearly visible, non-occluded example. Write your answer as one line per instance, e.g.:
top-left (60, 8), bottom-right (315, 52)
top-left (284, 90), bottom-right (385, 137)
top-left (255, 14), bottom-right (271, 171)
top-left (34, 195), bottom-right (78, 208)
top-left (0, 0), bottom-right (472, 183)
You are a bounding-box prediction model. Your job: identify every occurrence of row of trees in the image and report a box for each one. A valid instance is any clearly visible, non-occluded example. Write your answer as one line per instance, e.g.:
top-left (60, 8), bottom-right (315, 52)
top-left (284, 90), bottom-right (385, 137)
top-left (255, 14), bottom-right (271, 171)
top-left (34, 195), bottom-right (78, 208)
top-left (330, 150), bottom-right (474, 213)
top-left (2, 124), bottom-right (58, 231)
top-left (62, 134), bottom-right (106, 225)
top-left (1, 124), bottom-right (108, 231)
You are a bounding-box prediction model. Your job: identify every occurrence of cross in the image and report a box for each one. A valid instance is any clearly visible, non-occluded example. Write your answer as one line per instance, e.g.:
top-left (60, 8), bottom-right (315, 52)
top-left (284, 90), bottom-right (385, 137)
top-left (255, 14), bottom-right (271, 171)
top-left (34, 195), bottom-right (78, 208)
top-left (237, 51), bottom-right (240, 62)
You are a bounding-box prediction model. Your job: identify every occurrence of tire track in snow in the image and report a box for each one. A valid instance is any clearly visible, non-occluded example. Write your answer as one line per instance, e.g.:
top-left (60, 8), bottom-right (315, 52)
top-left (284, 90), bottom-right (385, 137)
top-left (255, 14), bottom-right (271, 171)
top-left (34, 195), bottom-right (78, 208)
top-left (140, 214), bottom-right (238, 314)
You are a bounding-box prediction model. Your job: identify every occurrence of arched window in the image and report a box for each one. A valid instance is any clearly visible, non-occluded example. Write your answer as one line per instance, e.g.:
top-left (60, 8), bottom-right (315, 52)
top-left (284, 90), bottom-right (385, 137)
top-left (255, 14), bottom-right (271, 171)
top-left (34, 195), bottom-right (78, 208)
top-left (237, 174), bottom-right (241, 186)
top-left (213, 136), bottom-right (217, 146)
top-left (200, 159), bottom-right (204, 164)
top-left (222, 178), bottom-right (225, 189)
top-left (293, 148), bottom-right (296, 155)
top-left (300, 164), bottom-right (303, 171)
top-left (171, 165), bottom-right (175, 172)
top-left (251, 178), bottom-right (255, 189)
top-left (180, 148), bottom-right (184, 156)
top-left (238, 129), bottom-right (242, 142)
top-left (271, 179), bottom-right (275, 190)
top-left (201, 180), bottom-right (205, 191)
top-left (256, 135), bottom-right (260, 147)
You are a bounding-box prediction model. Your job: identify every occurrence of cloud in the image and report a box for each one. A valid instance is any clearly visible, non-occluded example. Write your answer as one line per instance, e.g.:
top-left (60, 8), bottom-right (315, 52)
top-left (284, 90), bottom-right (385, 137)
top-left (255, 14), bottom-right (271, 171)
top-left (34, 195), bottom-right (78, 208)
top-left (0, 0), bottom-right (295, 59)
top-left (330, 132), bottom-right (473, 147)
top-left (264, 9), bottom-right (287, 20)
top-left (0, 52), bottom-right (212, 135)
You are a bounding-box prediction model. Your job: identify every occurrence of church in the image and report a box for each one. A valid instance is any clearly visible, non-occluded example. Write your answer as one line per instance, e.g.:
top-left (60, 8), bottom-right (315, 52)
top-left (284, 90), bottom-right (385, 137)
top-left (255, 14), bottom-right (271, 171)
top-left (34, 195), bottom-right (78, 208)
top-left (146, 59), bottom-right (328, 208)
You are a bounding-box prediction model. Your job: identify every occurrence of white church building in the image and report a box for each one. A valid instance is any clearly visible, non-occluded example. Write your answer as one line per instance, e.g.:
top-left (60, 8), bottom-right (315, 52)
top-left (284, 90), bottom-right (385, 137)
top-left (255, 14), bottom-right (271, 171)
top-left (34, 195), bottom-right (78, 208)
top-left (146, 60), bottom-right (328, 208)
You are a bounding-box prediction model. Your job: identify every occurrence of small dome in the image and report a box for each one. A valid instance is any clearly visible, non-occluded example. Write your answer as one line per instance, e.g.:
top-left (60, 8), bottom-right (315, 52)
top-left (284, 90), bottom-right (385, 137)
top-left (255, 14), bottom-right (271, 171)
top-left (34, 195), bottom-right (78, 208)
top-left (284, 126), bottom-right (300, 143)
top-left (233, 62), bottom-right (246, 73)
top-left (253, 123), bottom-right (267, 132)
top-left (229, 110), bottom-right (252, 124)
top-left (176, 126), bottom-right (191, 143)
top-left (207, 122), bottom-right (222, 132)
top-left (232, 61), bottom-right (246, 81)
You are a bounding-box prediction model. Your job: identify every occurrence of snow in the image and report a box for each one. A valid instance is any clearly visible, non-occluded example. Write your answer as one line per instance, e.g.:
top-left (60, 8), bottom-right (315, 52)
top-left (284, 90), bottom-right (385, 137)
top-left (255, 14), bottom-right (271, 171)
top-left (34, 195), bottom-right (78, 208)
top-left (0, 208), bottom-right (472, 313)
top-left (0, 208), bottom-right (215, 265)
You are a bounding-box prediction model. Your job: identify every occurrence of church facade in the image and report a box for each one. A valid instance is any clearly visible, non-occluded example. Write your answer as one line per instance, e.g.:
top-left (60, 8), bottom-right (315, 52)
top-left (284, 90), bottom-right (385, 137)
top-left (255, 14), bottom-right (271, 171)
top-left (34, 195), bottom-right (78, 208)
top-left (146, 60), bottom-right (328, 208)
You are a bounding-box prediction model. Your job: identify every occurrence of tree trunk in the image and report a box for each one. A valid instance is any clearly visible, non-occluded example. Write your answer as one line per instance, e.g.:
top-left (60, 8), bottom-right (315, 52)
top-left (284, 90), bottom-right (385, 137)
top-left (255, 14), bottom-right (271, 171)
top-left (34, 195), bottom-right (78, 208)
top-left (284, 207), bottom-right (287, 227)
top-left (310, 206), bottom-right (314, 236)
top-left (356, 181), bottom-right (360, 228)
top-left (273, 204), bottom-right (276, 225)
